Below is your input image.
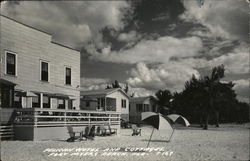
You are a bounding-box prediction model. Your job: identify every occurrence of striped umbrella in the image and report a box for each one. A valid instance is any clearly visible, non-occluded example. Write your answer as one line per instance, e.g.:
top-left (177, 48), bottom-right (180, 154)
top-left (141, 112), bottom-right (173, 147)
top-left (167, 114), bottom-right (190, 127)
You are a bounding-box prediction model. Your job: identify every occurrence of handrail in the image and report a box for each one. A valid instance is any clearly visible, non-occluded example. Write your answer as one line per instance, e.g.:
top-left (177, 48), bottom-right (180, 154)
top-left (14, 108), bottom-right (121, 127)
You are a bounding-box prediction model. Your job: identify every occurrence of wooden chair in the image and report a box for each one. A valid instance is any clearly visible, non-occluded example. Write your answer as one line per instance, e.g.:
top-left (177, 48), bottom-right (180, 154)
top-left (131, 124), bottom-right (141, 136)
top-left (107, 124), bottom-right (117, 135)
top-left (66, 126), bottom-right (83, 142)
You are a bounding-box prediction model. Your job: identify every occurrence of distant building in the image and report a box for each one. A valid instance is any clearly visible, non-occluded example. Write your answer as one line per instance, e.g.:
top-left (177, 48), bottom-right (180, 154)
top-left (0, 15), bottom-right (81, 118)
top-left (129, 97), bottom-right (157, 123)
top-left (80, 88), bottom-right (130, 121)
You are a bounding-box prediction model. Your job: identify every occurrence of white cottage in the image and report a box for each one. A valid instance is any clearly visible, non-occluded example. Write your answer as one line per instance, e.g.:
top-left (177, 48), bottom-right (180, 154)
top-left (129, 97), bottom-right (158, 123)
top-left (80, 88), bottom-right (130, 121)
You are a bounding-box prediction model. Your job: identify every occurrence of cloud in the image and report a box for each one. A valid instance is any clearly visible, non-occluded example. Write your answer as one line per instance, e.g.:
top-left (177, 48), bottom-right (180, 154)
top-left (117, 30), bottom-right (140, 42)
top-left (126, 62), bottom-right (200, 92)
top-left (89, 36), bottom-right (203, 64)
top-left (181, 0), bottom-right (248, 41)
top-left (80, 78), bottom-right (110, 91)
top-left (1, 1), bottom-right (130, 48)
top-left (130, 87), bottom-right (155, 97)
top-left (233, 79), bottom-right (250, 103)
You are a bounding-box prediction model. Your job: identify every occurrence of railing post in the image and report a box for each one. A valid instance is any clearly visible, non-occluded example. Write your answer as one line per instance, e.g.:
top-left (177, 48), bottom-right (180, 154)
top-left (88, 113), bottom-right (91, 126)
top-left (109, 114), bottom-right (111, 125)
top-left (64, 111), bottom-right (67, 127)
top-left (34, 109), bottom-right (37, 128)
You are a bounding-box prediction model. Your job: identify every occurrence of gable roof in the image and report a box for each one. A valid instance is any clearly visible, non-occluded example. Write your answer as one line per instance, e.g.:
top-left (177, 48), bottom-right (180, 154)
top-left (130, 96), bottom-right (150, 103)
top-left (81, 88), bottom-right (130, 98)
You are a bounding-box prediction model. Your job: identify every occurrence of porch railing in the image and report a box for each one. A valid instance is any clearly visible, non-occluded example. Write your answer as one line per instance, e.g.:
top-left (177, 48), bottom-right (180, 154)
top-left (14, 108), bottom-right (121, 127)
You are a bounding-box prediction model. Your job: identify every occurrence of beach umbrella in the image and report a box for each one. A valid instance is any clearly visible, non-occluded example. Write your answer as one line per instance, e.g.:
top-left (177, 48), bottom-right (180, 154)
top-left (141, 112), bottom-right (173, 147)
top-left (167, 114), bottom-right (190, 127)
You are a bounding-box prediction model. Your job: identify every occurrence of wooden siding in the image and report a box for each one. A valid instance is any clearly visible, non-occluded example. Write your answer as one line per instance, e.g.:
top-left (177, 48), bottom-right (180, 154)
top-left (0, 16), bottom-right (81, 108)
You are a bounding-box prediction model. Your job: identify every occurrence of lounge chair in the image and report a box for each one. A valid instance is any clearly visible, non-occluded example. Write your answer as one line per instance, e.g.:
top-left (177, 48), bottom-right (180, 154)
top-left (99, 124), bottom-right (117, 136)
top-left (106, 124), bottom-right (117, 135)
top-left (131, 124), bottom-right (141, 136)
top-left (81, 126), bottom-right (91, 140)
top-left (86, 125), bottom-right (96, 140)
top-left (99, 124), bottom-right (110, 136)
top-left (66, 126), bottom-right (83, 142)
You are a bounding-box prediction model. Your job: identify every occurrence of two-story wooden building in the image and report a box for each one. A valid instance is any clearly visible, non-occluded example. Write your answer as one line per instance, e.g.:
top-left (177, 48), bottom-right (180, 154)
top-left (0, 15), bottom-right (81, 123)
top-left (0, 15), bottom-right (121, 141)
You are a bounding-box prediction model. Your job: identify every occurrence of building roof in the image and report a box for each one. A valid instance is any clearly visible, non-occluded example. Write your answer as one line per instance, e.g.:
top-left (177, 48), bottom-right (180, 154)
top-left (130, 96), bottom-right (150, 103)
top-left (81, 88), bottom-right (129, 98)
top-left (1, 14), bottom-right (80, 52)
top-left (0, 78), bottom-right (16, 86)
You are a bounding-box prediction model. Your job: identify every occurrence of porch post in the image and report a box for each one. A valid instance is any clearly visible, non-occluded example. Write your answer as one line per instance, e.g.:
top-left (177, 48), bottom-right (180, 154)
top-left (105, 97), bottom-right (107, 111)
top-left (40, 93), bottom-right (43, 108)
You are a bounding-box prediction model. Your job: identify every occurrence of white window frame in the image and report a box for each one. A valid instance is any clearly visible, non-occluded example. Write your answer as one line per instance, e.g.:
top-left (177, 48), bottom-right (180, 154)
top-left (5, 50), bottom-right (17, 76)
top-left (40, 60), bottom-right (50, 82)
top-left (64, 66), bottom-right (72, 85)
top-left (121, 99), bottom-right (126, 108)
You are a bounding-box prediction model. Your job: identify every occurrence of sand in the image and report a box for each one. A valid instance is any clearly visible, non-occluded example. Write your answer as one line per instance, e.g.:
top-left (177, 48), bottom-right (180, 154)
top-left (1, 123), bottom-right (249, 161)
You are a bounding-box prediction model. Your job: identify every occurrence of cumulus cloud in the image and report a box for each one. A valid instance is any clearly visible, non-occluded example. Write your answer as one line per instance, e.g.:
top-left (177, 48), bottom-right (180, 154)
top-left (181, 0), bottom-right (248, 41)
top-left (130, 87), bottom-right (155, 97)
top-left (117, 30), bottom-right (140, 42)
top-left (1, 1), bottom-right (130, 48)
top-left (80, 78), bottom-right (110, 91)
top-left (89, 36), bottom-right (203, 64)
top-left (233, 79), bottom-right (250, 103)
top-left (126, 62), bottom-right (200, 92)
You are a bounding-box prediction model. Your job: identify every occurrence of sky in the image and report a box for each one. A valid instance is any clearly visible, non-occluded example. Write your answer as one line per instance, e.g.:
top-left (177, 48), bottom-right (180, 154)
top-left (1, 0), bottom-right (249, 102)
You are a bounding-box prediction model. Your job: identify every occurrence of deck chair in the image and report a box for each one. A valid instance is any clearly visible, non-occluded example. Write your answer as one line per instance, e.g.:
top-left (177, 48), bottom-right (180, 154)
top-left (66, 126), bottom-right (83, 142)
top-left (131, 124), bottom-right (141, 136)
top-left (99, 124), bottom-right (110, 136)
top-left (106, 124), bottom-right (117, 135)
top-left (82, 126), bottom-right (91, 140)
top-left (87, 125), bottom-right (96, 140)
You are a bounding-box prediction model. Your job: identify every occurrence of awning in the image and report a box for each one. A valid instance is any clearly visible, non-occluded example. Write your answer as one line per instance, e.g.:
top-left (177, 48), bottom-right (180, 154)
top-left (81, 96), bottom-right (98, 101)
top-left (31, 91), bottom-right (70, 99)
top-left (0, 78), bottom-right (16, 86)
top-left (15, 91), bottom-right (38, 97)
top-left (51, 93), bottom-right (70, 99)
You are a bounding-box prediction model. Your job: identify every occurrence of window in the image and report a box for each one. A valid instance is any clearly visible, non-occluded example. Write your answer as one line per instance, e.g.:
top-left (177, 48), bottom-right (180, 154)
top-left (5, 51), bottom-right (16, 76)
top-left (121, 99), bottom-right (126, 108)
top-left (40, 61), bottom-right (49, 82)
top-left (58, 99), bottom-right (65, 109)
top-left (68, 100), bottom-right (73, 109)
top-left (65, 67), bottom-right (71, 85)
top-left (136, 104), bottom-right (143, 113)
top-left (14, 91), bottom-right (22, 108)
top-left (97, 98), bottom-right (105, 110)
top-left (86, 101), bottom-right (90, 107)
top-left (32, 95), bottom-right (40, 108)
top-left (43, 95), bottom-right (50, 108)
top-left (143, 104), bottom-right (149, 112)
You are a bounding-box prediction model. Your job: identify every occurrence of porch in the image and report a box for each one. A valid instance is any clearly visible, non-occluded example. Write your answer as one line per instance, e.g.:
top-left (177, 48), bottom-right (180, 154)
top-left (1, 108), bottom-right (120, 140)
top-left (81, 97), bottom-right (117, 111)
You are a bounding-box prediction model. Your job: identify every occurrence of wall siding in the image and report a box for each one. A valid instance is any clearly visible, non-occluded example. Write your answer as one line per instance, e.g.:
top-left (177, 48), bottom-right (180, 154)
top-left (0, 16), bottom-right (81, 108)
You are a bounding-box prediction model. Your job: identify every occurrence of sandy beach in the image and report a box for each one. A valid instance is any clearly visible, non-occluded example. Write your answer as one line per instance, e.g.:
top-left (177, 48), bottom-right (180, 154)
top-left (1, 123), bottom-right (249, 161)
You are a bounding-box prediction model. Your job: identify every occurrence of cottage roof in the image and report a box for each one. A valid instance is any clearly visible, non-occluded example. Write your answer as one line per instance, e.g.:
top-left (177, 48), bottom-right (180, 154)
top-left (81, 88), bottom-right (129, 98)
top-left (130, 96), bottom-right (150, 103)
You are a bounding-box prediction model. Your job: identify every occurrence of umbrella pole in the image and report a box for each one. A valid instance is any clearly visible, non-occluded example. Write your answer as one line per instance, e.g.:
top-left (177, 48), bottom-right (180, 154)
top-left (168, 128), bottom-right (175, 142)
top-left (147, 128), bottom-right (155, 148)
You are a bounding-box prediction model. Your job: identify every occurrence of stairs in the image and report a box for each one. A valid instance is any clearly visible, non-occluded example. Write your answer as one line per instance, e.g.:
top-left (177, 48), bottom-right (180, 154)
top-left (0, 125), bottom-right (14, 140)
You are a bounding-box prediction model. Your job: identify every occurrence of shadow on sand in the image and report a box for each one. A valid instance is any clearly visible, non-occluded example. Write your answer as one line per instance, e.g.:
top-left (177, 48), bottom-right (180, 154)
top-left (141, 139), bottom-right (170, 143)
